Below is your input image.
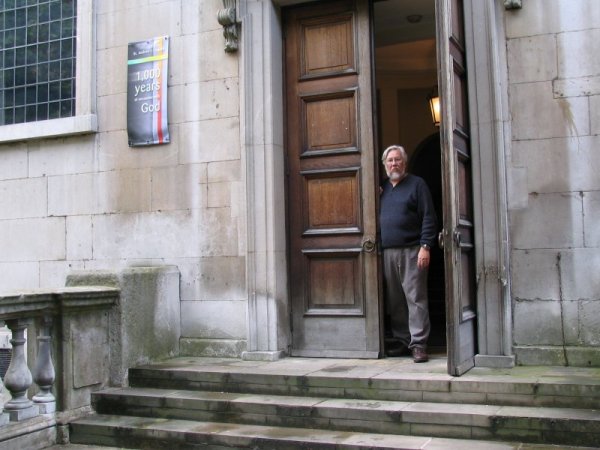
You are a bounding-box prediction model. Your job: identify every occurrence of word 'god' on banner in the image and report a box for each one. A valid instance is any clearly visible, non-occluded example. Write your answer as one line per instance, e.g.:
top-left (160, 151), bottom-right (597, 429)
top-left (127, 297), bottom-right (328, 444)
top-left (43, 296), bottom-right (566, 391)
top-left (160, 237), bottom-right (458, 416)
top-left (127, 36), bottom-right (170, 146)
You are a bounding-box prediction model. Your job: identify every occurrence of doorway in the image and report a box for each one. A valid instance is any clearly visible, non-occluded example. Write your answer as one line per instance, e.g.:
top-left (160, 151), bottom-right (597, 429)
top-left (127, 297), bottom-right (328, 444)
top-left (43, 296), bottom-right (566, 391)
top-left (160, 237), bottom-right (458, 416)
top-left (373, 0), bottom-right (447, 352)
top-left (282, 0), bottom-right (477, 370)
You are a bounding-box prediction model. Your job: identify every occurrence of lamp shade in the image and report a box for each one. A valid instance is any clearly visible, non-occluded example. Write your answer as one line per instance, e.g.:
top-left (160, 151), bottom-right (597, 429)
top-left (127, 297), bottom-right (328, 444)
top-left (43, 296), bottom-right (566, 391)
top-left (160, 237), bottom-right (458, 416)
top-left (428, 93), bottom-right (441, 126)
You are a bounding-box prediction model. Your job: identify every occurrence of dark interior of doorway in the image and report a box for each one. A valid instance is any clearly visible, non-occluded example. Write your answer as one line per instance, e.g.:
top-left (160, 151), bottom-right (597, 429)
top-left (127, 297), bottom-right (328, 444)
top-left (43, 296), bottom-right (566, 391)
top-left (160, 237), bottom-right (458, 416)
top-left (373, 0), bottom-right (447, 353)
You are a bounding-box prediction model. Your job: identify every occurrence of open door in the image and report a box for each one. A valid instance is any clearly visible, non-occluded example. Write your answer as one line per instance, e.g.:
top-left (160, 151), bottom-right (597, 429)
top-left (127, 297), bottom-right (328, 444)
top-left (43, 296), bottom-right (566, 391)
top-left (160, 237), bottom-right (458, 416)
top-left (436, 0), bottom-right (477, 375)
top-left (284, 0), bottom-right (380, 358)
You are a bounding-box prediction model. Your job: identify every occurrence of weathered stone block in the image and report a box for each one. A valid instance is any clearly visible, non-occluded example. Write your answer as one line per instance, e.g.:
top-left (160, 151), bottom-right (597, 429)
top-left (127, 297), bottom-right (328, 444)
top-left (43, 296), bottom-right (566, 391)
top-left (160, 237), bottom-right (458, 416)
top-left (511, 250), bottom-right (559, 300)
top-left (179, 337), bottom-right (246, 358)
top-left (97, 93), bottom-right (127, 132)
top-left (583, 191), bottom-right (600, 247)
top-left (97, 46), bottom-right (127, 96)
top-left (511, 137), bottom-right (600, 194)
top-left (510, 192), bottom-right (583, 249)
top-left (505, 0), bottom-right (600, 38)
top-left (67, 266), bottom-right (180, 386)
top-left (559, 249), bottom-right (600, 300)
top-left (198, 30), bottom-right (239, 82)
top-left (48, 169), bottom-right (152, 216)
top-left (0, 178), bottom-right (47, 220)
top-left (96, 0), bottom-right (147, 15)
top-left (558, 29), bottom-right (600, 79)
top-left (510, 82), bottom-right (589, 140)
top-left (507, 35), bottom-right (557, 84)
top-left (181, 300), bottom-right (246, 339)
top-left (40, 261), bottom-right (85, 289)
top-left (198, 78), bottom-right (240, 121)
top-left (560, 300), bottom-right (580, 345)
top-left (591, 95), bottom-right (600, 135)
top-left (66, 216), bottom-right (93, 261)
top-left (565, 346), bottom-right (600, 367)
top-left (96, 2), bottom-right (181, 51)
top-left (72, 312), bottom-right (110, 389)
top-left (0, 218), bottom-right (65, 262)
top-left (554, 76), bottom-right (600, 98)
top-left (97, 130), bottom-right (180, 171)
top-left (207, 182), bottom-right (231, 208)
top-left (199, 208), bottom-right (240, 256)
top-left (580, 301), bottom-right (600, 346)
top-left (506, 166), bottom-right (528, 210)
top-left (178, 256), bottom-right (246, 302)
top-left (514, 345), bottom-right (567, 366)
top-left (208, 160), bottom-right (241, 183)
top-left (0, 144), bottom-right (27, 180)
top-left (513, 300), bottom-right (563, 345)
top-left (28, 137), bottom-right (95, 177)
top-left (180, 117), bottom-right (241, 165)
top-left (168, 82), bottom-right (201, 124)
top-left (92, 211), bottom-right (188, 259)
top-left (151, 164), bottom-right (207, 211)
top-left (60, 308), bottom-right (111, 410)
top-left (0, 262), bottom-right (39, 292)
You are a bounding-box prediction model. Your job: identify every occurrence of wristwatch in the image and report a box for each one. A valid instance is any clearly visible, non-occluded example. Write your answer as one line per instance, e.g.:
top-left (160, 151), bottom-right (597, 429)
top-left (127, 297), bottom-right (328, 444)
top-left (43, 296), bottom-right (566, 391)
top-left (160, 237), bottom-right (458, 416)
top-left (421, 244), bottom-right (430, 250)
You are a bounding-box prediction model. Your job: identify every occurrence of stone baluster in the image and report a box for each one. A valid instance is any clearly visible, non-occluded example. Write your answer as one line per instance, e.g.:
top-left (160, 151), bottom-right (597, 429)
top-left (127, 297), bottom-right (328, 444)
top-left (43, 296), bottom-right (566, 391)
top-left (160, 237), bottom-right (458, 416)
top-left (3, 318), bottom-right (39, 421)
top-left (33, 315), bottom-right (56, 414)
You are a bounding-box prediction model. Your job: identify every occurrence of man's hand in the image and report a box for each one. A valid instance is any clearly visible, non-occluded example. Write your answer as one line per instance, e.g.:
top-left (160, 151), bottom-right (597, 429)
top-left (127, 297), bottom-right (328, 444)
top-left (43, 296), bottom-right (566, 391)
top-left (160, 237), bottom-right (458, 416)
top-left (417, 247), bottom-right (430, 269)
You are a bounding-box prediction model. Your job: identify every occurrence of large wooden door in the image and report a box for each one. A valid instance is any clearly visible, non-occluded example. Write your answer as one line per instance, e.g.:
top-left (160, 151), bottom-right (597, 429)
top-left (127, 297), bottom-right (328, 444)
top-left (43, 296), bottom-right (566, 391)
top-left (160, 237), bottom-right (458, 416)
top-left (436, 0), bottom-right (477, 375)
top-left (284, 0), bottom-right (380, 358)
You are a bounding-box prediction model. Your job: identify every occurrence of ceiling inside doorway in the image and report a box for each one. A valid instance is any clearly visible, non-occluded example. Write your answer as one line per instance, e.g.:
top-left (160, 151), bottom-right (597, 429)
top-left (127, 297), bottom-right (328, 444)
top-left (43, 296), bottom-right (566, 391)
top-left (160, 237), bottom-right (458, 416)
top-left (373, 0), bottom-right (436, 74)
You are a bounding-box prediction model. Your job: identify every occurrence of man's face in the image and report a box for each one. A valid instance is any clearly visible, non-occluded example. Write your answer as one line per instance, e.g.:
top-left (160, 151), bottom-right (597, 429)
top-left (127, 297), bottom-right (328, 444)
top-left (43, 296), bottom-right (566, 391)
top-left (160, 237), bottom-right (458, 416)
top-left (385, 150), bottom-right (405, 180)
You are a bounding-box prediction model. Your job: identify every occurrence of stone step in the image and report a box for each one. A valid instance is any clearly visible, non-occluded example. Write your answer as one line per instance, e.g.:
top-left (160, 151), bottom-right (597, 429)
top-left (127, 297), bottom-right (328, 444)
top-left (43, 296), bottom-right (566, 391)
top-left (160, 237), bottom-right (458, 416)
top-left (68, 414), bottom-right (597, 450)
top-left (128, 358), bottom-right (600, 409)
top-left (89, 387), bottom-right (600, 447)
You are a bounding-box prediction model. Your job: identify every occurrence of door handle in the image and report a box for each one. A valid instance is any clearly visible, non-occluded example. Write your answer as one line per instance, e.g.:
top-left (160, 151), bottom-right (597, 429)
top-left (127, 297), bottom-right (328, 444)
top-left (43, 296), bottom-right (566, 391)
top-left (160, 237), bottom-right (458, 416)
top-left (438, 231), bottom-right (444, 249)
top-left (453, 230), bottom-right (462, 247)
top-left (362, 238), bottom-right (376, 253)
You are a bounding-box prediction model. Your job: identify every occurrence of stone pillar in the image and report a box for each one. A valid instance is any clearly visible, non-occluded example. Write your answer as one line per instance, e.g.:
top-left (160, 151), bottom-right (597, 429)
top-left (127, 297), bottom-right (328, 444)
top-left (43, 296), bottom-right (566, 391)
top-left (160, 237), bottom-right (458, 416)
top-left (32, 315), bottom-right (56, 414)
top-left (3, 318), bottom-right (38, 421)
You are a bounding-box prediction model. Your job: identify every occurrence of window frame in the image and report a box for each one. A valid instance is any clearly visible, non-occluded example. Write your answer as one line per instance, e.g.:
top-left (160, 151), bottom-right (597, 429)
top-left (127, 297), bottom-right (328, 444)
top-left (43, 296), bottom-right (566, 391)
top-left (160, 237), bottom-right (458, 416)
top-left (0, 0), bottom-right (96, 143)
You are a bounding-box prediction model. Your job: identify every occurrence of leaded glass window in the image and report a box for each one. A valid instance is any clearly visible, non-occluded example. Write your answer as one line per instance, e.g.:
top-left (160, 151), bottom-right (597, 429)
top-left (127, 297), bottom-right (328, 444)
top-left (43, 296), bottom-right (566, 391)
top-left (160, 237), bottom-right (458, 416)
top-left (0, 0), bottom-right (76, 125)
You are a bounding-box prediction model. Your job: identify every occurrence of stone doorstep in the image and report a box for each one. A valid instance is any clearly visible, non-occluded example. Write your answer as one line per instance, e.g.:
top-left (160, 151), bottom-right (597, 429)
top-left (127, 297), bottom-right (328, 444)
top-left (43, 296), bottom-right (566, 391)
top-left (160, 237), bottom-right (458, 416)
top-left (69, 414), bottom-right (597, 450)
top-left (128, 366), bottom-right (600, 409)
top-left (89, 387), bottom-right (600, 446)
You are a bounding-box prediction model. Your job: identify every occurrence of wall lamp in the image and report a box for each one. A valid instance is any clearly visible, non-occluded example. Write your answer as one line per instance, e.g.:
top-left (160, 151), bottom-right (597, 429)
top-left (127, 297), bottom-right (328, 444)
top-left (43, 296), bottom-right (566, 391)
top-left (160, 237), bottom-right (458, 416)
top-left (428, 87), bottom-right (441, 127)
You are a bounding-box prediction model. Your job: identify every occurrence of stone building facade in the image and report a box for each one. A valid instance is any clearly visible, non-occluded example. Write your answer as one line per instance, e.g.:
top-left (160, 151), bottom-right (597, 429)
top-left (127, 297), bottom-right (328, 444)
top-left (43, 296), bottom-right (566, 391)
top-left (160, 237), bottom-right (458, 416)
top-left (0, 0), bottom-right (597, 372)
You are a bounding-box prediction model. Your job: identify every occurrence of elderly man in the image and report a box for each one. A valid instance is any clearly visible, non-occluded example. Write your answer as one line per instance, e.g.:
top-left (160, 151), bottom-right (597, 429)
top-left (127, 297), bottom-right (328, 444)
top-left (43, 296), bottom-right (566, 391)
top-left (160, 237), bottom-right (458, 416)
top-left (379, 145), bottom-right (437, 363)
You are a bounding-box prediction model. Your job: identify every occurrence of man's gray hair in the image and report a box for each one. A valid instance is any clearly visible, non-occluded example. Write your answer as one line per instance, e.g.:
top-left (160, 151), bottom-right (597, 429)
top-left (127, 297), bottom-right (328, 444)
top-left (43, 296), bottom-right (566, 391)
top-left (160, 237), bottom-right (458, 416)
top-left (381, 145), bottom-right (407, 164)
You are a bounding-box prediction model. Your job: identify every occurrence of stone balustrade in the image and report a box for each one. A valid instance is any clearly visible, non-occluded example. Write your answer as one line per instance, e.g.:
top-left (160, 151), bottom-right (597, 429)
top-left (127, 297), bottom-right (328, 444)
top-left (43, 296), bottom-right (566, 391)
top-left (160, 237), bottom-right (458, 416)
top-left (0, 287), bottom-right (119, 446)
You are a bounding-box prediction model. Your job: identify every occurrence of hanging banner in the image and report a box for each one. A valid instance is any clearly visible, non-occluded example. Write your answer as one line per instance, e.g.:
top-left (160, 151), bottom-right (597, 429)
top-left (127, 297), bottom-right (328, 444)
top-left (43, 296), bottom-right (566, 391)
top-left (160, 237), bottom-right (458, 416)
top-left (127, 36), bottom-right (170, 146)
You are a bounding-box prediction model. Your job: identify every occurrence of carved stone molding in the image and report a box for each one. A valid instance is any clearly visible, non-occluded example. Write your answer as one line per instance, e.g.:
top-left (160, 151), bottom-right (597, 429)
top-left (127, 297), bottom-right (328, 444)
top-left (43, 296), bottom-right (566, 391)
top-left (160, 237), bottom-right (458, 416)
top-left (504, 0), bottom-right (522, 9)
top-left (218, 0), bottom-right (239, 53)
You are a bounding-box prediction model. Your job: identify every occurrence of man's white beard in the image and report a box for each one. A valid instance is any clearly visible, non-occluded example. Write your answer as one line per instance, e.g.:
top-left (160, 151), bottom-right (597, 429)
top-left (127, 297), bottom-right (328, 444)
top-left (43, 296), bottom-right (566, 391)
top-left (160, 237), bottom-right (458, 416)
top-left (389, 171), bottom-right (404, 181)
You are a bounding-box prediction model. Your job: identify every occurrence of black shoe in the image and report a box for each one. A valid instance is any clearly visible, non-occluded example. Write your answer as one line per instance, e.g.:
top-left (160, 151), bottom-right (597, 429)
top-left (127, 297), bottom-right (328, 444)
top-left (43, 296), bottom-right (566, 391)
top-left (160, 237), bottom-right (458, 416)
top-left (385, 344), bottom-right (409, 357)
top-left (412, 347), bottom-right (429, 363)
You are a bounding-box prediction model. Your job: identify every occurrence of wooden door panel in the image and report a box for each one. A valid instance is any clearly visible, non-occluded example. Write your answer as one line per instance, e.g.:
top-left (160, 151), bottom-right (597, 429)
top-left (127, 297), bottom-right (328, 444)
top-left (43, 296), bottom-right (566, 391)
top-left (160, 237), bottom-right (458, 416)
top-left (304, 250), bottom-right (364, 314)
top-left (300, 14), bottom-right (356, 78)
top-left (437, 0), bottom-right (477, 375)
top-left (285, 0), bottom-right (379, 358)
top-left (303, 92), bottom-right (357, 152)
top-left (304, 170), bottom-right (360, 233)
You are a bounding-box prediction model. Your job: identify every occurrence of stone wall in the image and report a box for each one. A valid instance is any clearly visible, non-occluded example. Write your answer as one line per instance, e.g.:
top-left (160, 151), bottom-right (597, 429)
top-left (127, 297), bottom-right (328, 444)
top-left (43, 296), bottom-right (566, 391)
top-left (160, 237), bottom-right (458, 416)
top-left (505, 0), bottom-right (600, 365)
top-left (0, 0), bottom-right (247, 356)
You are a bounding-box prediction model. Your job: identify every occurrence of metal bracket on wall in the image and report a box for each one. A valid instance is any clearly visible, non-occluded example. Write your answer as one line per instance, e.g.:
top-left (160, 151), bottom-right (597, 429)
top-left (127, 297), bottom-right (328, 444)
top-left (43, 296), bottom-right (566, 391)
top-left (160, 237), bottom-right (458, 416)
top-left (217, 0), bottom-right (239, 53)
top-left (504, 0), bottom-right (522, 9)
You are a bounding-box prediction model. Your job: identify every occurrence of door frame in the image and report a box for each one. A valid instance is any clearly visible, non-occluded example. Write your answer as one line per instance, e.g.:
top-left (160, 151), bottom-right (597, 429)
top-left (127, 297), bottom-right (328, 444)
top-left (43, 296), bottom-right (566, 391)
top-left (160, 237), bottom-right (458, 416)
top-left (237, 0), bottom-right (514, 370)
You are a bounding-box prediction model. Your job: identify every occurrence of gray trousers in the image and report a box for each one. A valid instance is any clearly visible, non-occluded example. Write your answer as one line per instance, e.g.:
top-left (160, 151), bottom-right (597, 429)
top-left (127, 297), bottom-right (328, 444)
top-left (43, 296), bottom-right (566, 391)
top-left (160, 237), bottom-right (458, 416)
top-left (383, 247), bottom-right (430, 349)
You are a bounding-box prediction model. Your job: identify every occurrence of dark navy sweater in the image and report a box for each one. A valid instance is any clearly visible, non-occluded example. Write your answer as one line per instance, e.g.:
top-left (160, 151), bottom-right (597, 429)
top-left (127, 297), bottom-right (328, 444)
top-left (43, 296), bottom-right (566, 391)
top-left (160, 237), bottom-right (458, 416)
top-left (379, 174), bottom-right (438, 249)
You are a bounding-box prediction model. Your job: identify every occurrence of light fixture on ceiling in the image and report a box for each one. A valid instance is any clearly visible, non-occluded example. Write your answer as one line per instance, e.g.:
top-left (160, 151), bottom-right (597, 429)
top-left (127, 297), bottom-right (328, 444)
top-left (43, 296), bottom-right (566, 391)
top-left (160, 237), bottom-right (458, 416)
top-left (406, 14), bottom-right (422, 24)
top-left (428, 87), bottom-right (441, 127)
